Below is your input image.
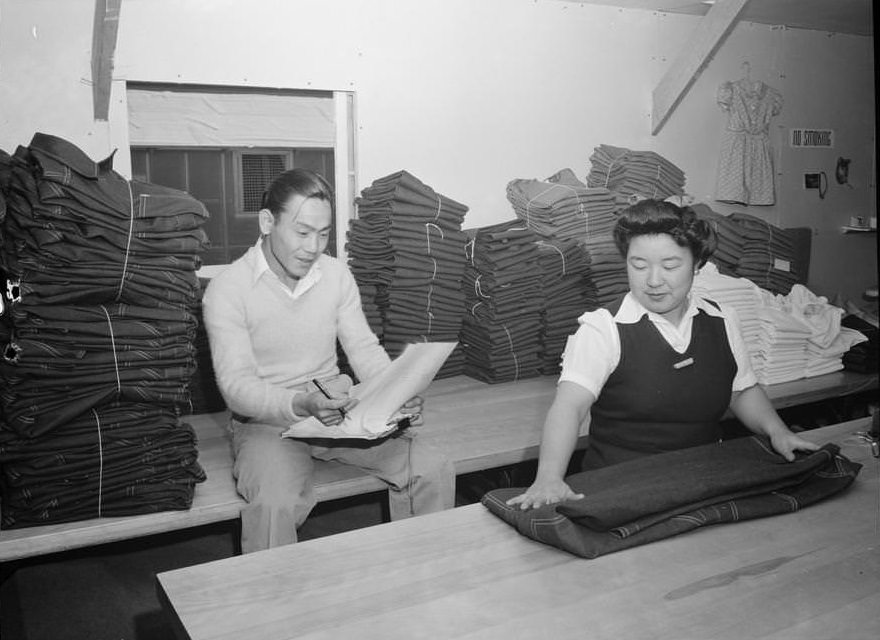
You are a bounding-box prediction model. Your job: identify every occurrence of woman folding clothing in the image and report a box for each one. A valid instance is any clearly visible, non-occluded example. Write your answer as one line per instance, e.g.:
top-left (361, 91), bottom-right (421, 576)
top-left (508, 199), bottom-right (820, 511)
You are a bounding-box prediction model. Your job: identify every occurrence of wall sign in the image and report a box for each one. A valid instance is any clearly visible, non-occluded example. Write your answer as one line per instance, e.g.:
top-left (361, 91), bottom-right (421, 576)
top-left (789, 128), bottom-right (834, 148)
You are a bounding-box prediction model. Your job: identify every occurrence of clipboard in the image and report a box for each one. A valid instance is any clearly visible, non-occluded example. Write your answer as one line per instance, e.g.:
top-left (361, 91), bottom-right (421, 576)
top-left (281, 341), bottom-right (457, 440)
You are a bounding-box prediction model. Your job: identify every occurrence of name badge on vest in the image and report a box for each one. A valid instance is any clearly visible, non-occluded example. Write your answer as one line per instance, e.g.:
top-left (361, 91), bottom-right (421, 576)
top-left (673, 357), bottom-right (694, 369)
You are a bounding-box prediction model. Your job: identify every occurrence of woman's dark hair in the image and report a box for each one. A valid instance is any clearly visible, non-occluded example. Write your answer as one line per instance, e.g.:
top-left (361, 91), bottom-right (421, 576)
top-left (612, 199), bottom-right (717, 268)
top-left (261, 168), bottom-right (335, 219)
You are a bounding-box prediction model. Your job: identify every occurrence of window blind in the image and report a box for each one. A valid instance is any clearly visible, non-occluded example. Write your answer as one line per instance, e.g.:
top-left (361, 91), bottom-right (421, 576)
top-left (127, 87), bottom-right (335, 148)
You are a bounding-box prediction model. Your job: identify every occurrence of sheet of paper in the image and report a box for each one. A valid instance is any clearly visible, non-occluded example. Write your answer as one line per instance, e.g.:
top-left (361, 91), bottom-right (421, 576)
top-left (281, 341), bottom-right (457, 440)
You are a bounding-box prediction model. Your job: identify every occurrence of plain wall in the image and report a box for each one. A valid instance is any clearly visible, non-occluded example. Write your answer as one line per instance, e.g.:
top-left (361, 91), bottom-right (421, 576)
top-left (0, 0), bottom-right (876, 302)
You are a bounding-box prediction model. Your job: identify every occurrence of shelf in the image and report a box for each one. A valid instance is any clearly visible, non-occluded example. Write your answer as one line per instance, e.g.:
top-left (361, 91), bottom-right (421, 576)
top-left (840, 226), bottom-right (876, 234)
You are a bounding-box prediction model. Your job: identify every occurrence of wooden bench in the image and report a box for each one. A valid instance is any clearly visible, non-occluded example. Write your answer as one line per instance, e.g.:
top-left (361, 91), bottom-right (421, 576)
top-left (1, 369), bottom-right (876, 563)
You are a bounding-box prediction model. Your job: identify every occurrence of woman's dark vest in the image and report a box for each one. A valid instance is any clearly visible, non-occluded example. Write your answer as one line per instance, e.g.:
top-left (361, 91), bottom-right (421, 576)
top-left (582, 298), bottom-right (737, 470)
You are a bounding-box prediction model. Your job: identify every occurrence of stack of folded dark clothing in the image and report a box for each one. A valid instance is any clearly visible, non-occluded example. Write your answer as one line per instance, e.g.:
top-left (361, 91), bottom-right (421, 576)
top-left (347, 215), bottom-right (393, 340)
top-left (0, 133), bottom-right (207, 528)
top-left (506, 169), bottom-right (617, 243)
top-left (0, 403), bottom-right (203, 527)
top-left (348, 170), bottom-right (469, 377)
top-left (728, 212), bottom-right (800, 294)
top-left (460, 221), bottom-right (544, 383)
top-left (691, 203), bottom-right (745, 277)
top-left (582, 235), bottom-right (628, 307)
top-left (586, 144), bottom-right (687, 208)
top-left (841, 314), bottom-right (879, 374)
top-left (534, 239), bottom-right (597, 374)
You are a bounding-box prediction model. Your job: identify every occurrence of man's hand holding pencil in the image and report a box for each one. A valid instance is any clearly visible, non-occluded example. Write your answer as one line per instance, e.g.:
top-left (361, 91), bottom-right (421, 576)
top-left (306, 375), bottom-right (358, 427)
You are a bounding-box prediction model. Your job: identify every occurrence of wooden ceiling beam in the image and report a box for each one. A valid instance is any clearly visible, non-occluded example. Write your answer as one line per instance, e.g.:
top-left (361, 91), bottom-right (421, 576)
top-left (651, 0), bottom-right (750, 135)
top-left (91, 0), bottom-right (122, 121)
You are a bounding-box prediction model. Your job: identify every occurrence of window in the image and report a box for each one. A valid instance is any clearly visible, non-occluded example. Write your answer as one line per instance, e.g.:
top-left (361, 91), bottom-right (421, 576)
top-left (131, 146), bottom-right (335, 265)
top-left (127, 84), bottom-right (354, 268)
top-left (240, 153), bottom-right (287, 212)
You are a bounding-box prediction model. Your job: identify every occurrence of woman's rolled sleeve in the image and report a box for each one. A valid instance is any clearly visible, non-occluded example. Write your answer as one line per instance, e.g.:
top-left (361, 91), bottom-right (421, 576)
top-left (558, 309), bottom-right (619, 399)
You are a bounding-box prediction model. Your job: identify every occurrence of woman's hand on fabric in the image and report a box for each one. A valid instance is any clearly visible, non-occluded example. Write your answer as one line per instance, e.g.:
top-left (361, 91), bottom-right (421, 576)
top-left (770, 429), bottom-right (820, 461)
top-left (505, 478), bottom-right (584, 511)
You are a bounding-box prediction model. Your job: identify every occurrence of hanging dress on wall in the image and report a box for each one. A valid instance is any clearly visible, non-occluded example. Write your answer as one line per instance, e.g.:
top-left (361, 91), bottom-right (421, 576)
top-left (714, 78), bottom-right (783, 206)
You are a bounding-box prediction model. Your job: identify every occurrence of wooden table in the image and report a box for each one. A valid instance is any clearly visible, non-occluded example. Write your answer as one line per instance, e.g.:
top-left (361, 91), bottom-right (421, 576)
top-left (157, 416), bottom-right (880, 640)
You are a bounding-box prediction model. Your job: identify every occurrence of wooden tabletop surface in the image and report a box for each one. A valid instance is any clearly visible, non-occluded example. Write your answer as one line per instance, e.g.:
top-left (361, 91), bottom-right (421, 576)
top-left (158, 416), bottom-right (880, 640)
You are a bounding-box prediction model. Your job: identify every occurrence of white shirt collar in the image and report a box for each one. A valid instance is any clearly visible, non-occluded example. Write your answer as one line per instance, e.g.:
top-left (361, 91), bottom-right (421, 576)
top-left (616, 292), bottom-right (724, 353)
top-left (251, 236), bottom-right (322, 299)
top-left (616, 291), bottom-right (718, 328)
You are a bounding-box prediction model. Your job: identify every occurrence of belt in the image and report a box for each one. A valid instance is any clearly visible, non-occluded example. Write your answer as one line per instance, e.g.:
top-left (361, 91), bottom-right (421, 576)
top-left (231, 412), bottom-right (252, 424)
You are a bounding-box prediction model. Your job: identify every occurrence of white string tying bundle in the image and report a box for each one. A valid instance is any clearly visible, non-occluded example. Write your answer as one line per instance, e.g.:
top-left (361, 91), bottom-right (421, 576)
top-left (425, 283), bottom-right (435, 335)
top-left (603, 150), bottom-right (626, 188)
top-left (465, 238), bottom-right (476, 265)
top-left (100, 304), bottom-right (122, 396)
top-left (91, 408), bottom-right (105, 518)
top-left (524, 183), bottom-right (560, 228)
top-left (652, 164), bottom-right (661, 198)
top-left (470, 273), bottom-right (490, 316)
top-left (557, 182), bottom-right (590, 237)
top-left (524, 182), bottom-right (587, 234)
top-left (537, 240), bottom-right (567, 277)
top-left (473, 274), bottom-right (489, 300)
top-left (434, 194), bottom-right (443, 221)
top-left (424, 222), bottom-right (443, 256)
top-left (116, 180), bottom-right (135, 302)
top-left (502, 324), bottom-right (520, 382)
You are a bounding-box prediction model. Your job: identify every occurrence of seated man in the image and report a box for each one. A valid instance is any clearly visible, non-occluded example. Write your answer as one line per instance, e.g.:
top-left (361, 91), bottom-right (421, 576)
top-left (203, 168), bottom-right (455, 553)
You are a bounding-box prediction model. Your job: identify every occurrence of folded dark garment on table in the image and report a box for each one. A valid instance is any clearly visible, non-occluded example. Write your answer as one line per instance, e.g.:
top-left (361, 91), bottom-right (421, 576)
top-left (482, 435), bottom-right (861, 558)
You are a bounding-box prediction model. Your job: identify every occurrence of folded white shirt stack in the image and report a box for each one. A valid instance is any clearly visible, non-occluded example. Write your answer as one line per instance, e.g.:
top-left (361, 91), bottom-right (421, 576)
top-left (692, 261), bottom-right (763, 356)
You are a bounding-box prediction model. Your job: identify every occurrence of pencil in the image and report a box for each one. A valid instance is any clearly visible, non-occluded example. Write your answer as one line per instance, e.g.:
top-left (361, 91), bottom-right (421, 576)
top-left (312, 378), bottom-right (347, 418)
